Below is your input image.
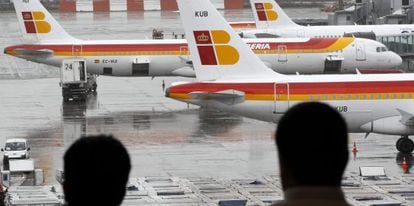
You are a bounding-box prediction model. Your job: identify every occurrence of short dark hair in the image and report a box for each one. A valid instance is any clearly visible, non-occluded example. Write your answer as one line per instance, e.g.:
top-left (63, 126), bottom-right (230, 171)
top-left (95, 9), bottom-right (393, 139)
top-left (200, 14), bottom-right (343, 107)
top-left (276, 102), bottom-right (349, 186)
top-left (63, 135), bottom-right (131, 206)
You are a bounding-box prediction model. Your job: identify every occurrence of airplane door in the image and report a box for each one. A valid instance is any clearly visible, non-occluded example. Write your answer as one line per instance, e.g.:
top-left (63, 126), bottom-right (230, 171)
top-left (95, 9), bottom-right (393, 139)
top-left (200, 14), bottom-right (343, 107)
top-left (180, 46), bottom-right (189, 56)
top-left (356, 41), bottom-right (366, 61)
top-left (273, 83), bottom-right (289, 114)
top-left (278, 45), bottom-right (288, 62)
top-left (180, 46), bottom-right (190, 62)
top-left (72, 45), bottom-right (83, 57)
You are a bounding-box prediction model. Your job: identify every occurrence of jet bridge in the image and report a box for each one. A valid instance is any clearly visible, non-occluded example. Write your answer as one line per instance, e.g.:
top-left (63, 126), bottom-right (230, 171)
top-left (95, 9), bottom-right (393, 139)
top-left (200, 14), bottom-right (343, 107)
top-left (376, 33), bottom-right (414, 72)
top-left (377, 33), bottom-right (414, 55)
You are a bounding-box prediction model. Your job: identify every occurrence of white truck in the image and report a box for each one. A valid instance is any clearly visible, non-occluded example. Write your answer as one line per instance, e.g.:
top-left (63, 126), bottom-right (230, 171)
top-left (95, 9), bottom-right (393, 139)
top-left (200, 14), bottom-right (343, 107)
top-left (60, 59), bottom-right (97, 101)
top-left (1, 138), bottom-right (30, 160)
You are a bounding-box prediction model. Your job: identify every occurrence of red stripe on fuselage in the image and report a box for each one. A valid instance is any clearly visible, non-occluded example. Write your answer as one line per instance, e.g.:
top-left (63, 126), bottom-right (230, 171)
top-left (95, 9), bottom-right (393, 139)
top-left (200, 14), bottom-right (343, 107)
top-left (169, 81), bottom-right (414, 95)
top-left (6, 43), bottom-right (189, 53)
top-left (6, 38), bottom-right (342, 53)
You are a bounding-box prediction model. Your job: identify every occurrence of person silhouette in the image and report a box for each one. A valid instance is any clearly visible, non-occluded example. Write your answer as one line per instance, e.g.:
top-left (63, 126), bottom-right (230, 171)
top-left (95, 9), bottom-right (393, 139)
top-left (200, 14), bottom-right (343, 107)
top-left (273, 102), bottom-right (351, 206)
top-left (63, 135), bottom-right (131, 206)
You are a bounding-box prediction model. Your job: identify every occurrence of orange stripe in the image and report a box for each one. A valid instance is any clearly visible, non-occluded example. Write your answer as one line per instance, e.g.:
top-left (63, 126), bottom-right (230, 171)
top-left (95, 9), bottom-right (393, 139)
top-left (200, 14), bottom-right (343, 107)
top-left (6, 38), bottom-right (353, 57)
top-left (170, 92), bottom-right (414, 101)
top-left (169, 81), bottom-right (414, 96)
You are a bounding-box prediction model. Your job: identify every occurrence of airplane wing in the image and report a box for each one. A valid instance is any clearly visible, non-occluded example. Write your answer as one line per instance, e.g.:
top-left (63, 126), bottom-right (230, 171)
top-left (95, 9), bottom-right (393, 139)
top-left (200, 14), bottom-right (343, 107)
top-left (178, 56), bottom-right (192, 65)
top-left (189, 89), bottom-right (245, 105)
top-left (171, 67), bottom-right (195, 77)
top-left (397, 109), bottom-right (414, 126)
top-left (14, 49), bottom-right (53, 57)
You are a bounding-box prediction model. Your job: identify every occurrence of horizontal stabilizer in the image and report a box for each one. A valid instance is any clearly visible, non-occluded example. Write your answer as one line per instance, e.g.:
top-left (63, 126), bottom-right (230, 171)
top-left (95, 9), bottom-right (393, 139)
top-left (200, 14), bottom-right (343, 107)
top-left (14, 48), bottom-right (53, 57)
top-left (397, 109), bottom-right (414, 126)
top-left (189, 90), bottom-right (245, 105)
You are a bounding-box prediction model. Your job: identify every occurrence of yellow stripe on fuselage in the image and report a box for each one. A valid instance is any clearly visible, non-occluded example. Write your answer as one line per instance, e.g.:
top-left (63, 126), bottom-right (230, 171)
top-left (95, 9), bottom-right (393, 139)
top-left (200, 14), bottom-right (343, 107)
top-left (325, 38), bottom-right (354, 52)
top-left (48, 38), bottom-right (355, 57)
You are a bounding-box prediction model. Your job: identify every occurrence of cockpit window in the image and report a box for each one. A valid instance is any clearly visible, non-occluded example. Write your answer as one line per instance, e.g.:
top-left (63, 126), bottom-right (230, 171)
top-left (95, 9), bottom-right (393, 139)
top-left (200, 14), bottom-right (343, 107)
top-left (376, 47), bottom-right (389, 52)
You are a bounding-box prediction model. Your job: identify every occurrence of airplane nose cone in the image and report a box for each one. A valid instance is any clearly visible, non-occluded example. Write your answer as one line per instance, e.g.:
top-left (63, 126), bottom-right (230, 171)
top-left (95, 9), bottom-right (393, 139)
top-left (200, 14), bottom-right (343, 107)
top-left (394, 54), bottom-right (403, 67)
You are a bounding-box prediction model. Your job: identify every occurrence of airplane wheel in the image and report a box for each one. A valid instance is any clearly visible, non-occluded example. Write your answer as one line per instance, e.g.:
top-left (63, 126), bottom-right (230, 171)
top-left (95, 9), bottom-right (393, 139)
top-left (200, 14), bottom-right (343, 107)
top-left (396, 137), bottom-right (414, 154)
top-left (396, 137), bottom-right (405, 150)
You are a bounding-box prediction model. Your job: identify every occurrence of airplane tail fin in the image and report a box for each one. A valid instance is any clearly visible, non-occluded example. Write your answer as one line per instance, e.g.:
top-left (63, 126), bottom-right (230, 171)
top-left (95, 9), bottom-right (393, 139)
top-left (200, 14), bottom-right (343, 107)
top-left (177, 0), bottom-right (281, 81)
top-left (250, 0), bottom-right (299, 29)
top-left (13, 0), bottom-right (77, 43)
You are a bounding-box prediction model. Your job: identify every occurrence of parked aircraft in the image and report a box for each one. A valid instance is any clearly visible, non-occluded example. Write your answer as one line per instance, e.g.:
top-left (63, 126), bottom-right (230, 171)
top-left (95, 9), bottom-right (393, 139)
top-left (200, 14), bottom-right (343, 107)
top-left (167, 0), bottom-right (414, 153)
top-left (240, 0), bottom-right (414, 39)
top-left (4, 0), bottom-right (402, 77)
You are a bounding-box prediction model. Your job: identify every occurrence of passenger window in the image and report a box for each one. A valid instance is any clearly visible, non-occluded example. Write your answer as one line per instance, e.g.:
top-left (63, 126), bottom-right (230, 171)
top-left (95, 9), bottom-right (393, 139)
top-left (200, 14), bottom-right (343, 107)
top-left (376, 47), bottom-right (381, 52)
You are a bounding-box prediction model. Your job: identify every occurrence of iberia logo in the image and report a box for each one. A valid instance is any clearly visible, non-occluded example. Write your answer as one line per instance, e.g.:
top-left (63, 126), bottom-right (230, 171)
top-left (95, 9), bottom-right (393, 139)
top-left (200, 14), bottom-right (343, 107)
top-left (193, 30), bottom-right (239, 65)
top-left (21, 11), bottom-right (51, 34)
top-left (255, 2), bottom-right (278, 21)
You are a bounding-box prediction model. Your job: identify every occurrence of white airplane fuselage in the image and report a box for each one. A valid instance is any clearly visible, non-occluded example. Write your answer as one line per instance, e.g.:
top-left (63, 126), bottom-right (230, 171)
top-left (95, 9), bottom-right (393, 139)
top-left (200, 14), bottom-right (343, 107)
top-left (5, 37), bottom-right (402, 77)
top-left (167, 73), bottom-right (414, 136)
top-left (242, 24), bottom-right (414, 39)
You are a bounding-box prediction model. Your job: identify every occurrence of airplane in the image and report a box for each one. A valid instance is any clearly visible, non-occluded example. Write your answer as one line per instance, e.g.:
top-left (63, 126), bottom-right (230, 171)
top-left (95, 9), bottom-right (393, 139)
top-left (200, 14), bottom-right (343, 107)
top-left (239, 0), bottom-right (414, 39)
top-left (166, 0), bottom-right (414, 154)
top-left (4, 0), bottom-right (402, 77)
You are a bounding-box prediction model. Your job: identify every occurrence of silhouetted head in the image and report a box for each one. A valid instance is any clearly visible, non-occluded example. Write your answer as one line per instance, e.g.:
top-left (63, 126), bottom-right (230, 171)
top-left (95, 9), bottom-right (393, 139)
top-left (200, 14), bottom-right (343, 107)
top-left (63, 135), bottom-right (131, 206)
top-left (275, 102), bottom-right (349, 190)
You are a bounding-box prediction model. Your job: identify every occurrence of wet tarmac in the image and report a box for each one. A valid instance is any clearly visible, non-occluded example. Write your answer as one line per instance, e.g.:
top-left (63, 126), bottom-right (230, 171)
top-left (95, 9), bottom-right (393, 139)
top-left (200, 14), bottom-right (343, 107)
top-left (0, 8), bottom-right (413, 205)
top-left (1, 76), bottom-right (414, 205)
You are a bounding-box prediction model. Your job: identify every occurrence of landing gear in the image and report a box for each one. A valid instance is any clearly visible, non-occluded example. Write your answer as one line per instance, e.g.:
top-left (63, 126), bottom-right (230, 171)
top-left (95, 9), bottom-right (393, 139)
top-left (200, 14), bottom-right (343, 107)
top-left (396, 136), bottom-right (414, 154)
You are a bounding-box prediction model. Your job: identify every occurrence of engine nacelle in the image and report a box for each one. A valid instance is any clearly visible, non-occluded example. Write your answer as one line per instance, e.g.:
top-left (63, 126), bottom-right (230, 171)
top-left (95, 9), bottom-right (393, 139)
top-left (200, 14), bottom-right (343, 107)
top-left (360, 116), bottom-right (414, 136)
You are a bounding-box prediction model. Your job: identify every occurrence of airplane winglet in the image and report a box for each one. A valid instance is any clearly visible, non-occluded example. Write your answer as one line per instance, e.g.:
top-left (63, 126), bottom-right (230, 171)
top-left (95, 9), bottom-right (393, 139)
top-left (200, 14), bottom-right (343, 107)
top-left (397, 109), bottom-right (414, 126)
